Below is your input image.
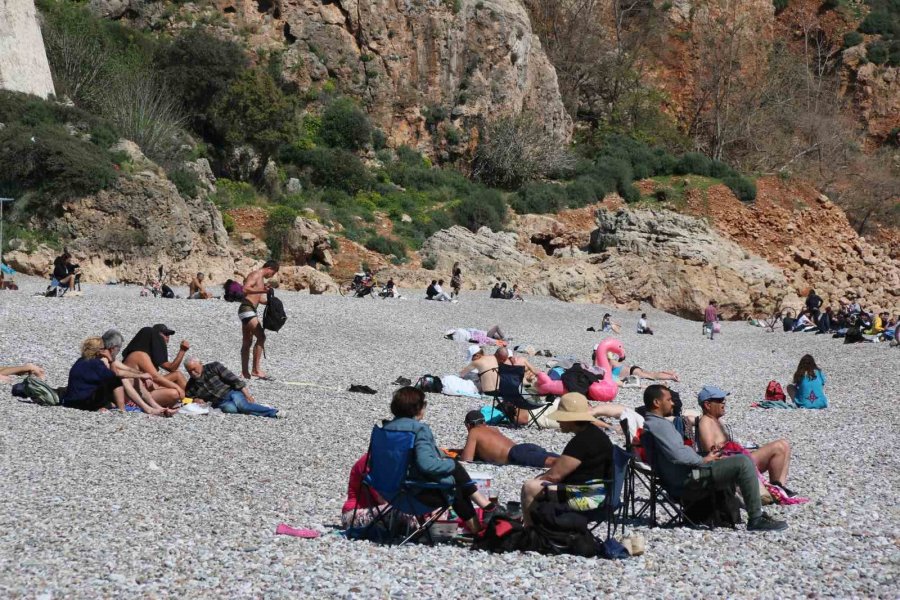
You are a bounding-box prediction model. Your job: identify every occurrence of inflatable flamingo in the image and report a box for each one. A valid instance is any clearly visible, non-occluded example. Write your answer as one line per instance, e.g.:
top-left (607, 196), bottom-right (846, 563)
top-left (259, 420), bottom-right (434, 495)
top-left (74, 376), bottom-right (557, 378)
top-left (535, 338), bottom-right (625, 403)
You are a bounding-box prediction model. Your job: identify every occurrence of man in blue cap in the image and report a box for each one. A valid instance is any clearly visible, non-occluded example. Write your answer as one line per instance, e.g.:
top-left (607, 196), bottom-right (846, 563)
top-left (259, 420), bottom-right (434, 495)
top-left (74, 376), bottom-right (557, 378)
top-left (642, 384), bottom-right (788, 531)
top-left (696, 385), bottom-right (796, 498)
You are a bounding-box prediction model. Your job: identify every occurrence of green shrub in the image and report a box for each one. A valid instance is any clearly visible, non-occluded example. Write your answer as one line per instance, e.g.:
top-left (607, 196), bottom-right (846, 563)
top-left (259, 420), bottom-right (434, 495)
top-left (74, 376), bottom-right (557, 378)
top-left (169, 168), bottom-right (200, 198)
top-left (210, 67), bottom-right (298, 159)
top-left (211, 178), bottom-right (260, 208)
top-left (620, 182), bottom-right (641, 203)
top-left (222, 212), bottom-right (235, 233)
top-left (773, 0), bottom-right (789, 12)
top-left (396, 145), bottom-right (427, 167)
top-left (473, 115), bottom-right (574, 188)
top-left (364, 234), bottom-right (407, 258)
top-left (453, 188), bottom-right (507, 232)
top-left (843, 31), bottom-right (864, 47)
top-left (723, 175), bottom-right (757, 202)
top-left (867, 40), bottom-right (889, 64)
top-left (280, 146), bottom-right (373, 193)
top-left (821, 0), bottom-right (839, 10)
top-left (566, 176), bottom-right (608, 208)
top-left (598, 135), bottom-right (659, 179)
top-left (653, 148), bottom-right (678, 175)
top-left (265, 205), bottom-right (298, 258)
top-left (859, 12), bottom-right (896, 36)
top-left (0, 123), bottom-right (117, 200)
top-left (89, 123), bottom-right (118, 148)
top-left (675, 152), bottom-right (713, 176)
top-left (155, 29), bottom-right (247, 136)
top-left (372, 128), bottom-right (388, 150)
top-left (318, 97), bottom-right (372, 150)
top-left (592, 157), bottom-right (634, 198)
top-left (708, 159), bottom-right (736, 178)
top-left (511, 182), bottom-right (568, 214)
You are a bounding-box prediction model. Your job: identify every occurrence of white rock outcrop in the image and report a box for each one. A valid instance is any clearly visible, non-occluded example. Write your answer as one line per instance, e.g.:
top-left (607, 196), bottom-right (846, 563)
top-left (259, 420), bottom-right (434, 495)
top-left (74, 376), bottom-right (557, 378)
top-left (0, 0), bottom-right (55, 98)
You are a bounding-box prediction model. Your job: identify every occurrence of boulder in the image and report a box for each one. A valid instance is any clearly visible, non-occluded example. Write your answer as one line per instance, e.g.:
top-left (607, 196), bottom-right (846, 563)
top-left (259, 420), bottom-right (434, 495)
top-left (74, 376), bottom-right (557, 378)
top-left (283, 217), bottom-right (333, 268)
top-left (3, 243), bottom-right (55, 277)
top-left (419, 225), bottom-right (537, 289)
top-left (236, 232), bottom-right (269, 260)
top-left (276, 265), bottom-right (338, 295)
top-left (182, 158), bottom-right (217, 193)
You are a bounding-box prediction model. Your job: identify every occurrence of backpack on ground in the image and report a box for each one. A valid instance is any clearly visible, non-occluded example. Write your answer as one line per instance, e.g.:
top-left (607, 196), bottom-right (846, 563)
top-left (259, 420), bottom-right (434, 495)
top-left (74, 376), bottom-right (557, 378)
top-left (414, 375), bottom-right (443, 394)
top-left (681, 481), bottom-right (741, 528)
top-left (529, 501), bottom-right (598, 557)
top-left (472, 517), bottom-right (532, 553)
top-left (262, 289), bottom-right (287, 332)
top-left (764, 380), bottom-right (786, 402)
top-left (161, 284), bottom-right (175, 299)
top-left (17, 375), bottom-right (61, 406)
top-left (223, 279), bottom-right (245, 302)
top-left (560, 363), bottom-right (600, 396)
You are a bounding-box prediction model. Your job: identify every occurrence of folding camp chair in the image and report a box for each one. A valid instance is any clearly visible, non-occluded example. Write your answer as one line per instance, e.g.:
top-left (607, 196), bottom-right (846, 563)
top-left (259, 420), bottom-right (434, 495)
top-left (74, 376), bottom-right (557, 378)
top-left (486, 363), bottom-right (554, 429)
top-left (619, 419), bottom-right (655, 524)
top-left (349, 425), bottom-right (458, 546)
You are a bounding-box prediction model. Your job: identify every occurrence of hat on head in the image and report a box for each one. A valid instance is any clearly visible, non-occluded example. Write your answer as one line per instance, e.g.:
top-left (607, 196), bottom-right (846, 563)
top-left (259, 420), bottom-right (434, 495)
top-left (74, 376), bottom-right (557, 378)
top-left (697, 385), bottom-right (730, 405)
top-left (153, 323), bottom-right (175, 336)
top-left (548, 392), bottom-right (597, 422)
top-left (467, 344), bottom-right (483, 361)
top-left (464, 410), bottom-right (486, 426)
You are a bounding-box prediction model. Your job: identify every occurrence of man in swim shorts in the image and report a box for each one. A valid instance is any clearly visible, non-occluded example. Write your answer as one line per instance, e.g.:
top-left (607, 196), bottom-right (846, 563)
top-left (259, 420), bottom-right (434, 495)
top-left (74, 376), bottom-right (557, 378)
top-left (457, 411), bottom-right (558, 468)
top-left (239, 260), bottom-right (280, 379)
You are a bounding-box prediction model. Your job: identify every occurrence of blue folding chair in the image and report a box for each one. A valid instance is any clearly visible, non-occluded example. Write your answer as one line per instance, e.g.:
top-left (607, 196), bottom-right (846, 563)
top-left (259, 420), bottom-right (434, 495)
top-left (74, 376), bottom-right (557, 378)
top-left (487, 364), bottom-right (554, 429)
top-left (350, 425), bottom-right (458, 546)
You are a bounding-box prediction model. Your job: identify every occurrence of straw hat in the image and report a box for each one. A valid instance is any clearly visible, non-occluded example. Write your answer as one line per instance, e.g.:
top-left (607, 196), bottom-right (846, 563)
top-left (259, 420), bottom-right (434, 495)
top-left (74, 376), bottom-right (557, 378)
top-left (548, 392), bottom-right (597, 422)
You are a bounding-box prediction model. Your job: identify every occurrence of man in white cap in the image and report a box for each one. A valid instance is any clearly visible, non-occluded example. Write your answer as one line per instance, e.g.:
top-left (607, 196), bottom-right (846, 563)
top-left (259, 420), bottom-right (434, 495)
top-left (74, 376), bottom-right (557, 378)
top-left (695, 385), bottom-right (797, 498)
top-left (519, 392), bottom-right (614, 526)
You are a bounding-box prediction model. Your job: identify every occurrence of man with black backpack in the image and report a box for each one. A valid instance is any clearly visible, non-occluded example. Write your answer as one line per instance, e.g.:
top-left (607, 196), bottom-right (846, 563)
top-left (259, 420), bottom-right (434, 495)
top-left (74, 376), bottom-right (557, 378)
top-left (238, 260), bottom-right (280, 380)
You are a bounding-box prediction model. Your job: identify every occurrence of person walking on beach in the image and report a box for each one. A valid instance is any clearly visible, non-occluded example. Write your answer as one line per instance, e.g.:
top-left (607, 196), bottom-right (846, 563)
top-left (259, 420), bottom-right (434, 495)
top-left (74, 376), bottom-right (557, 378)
top-left (239, 260), bottom-right (280, 379)
top-left (450, 262), bottom-right (462, 299)
top-left (703, 300), bottom-right (718, 340)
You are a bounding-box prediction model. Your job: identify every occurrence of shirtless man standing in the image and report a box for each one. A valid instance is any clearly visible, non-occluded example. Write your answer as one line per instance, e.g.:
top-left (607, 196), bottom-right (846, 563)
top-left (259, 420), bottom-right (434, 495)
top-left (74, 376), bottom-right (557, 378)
top-left (459, 347), bottom-right (499, 393)
top-left (239, 260), bottom-right (280, 379)
top-left (458, 411), bottom-right (558, 467)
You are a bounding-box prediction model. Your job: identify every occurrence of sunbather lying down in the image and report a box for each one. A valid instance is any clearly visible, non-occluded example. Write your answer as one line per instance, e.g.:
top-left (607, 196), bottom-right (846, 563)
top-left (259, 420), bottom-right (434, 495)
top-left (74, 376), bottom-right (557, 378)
top-left (0, 364), bottom-right (46, 383)
top-left (501, 397), bottom-right (641, 432)
top-left (606, 355), bottom-right (679, 385)
top-left (445, 325), bottom-right (507, 346)
top-left (451, 411), bottom-right (560, 468)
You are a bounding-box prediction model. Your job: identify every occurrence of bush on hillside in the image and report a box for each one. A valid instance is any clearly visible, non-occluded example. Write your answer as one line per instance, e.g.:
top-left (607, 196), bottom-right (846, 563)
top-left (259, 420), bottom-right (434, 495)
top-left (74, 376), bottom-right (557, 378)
top-left (155, 29), bottom-right (247, 136)
top-left (565, 176), bottom-right (608, 207)
top-left (473, 115), bottom-right (574, 188)
top-left (709, 159), bottom-right (736, 178)
top-left (318, 97), bottom-right (373, 150)
top-left (0, 123), bottom-right (117, 201)
top-left (674, 152), bottom-right (712, 176)
top-left (843, 31), bottom-right (864, 47)
top-left (511, 182), bottom-right (568, 214)
top-left (265, 205), bottom-right (298, 258)
top-left (453, 188), bottom-right (507, 232)
top-left (867, 40), bottom-right (889, 64)
top-left (280, 146), bottom-right (373, 193)
top-left (773, 0), bottom-right (789, 13)
top-left (169, 168), bottom-right (200, 198)
top-left (723, 175), bottom-right (757, 202)
top-left (364, 235), bottom-right (407, 258)
top-left (859, 11), bottom-right (897, 36)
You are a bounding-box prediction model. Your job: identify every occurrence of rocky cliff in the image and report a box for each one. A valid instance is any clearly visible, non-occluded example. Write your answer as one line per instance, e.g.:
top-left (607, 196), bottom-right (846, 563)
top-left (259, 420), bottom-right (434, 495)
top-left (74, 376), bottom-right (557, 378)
top-left (5, 143), bottom-right (249, 284)
top-left (0, 0), bottom-right (55, 98)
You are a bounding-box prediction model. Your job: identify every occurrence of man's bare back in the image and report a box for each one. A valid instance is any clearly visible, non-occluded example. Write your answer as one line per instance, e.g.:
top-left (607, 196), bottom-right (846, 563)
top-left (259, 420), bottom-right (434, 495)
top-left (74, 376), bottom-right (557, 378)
top-left (460, 425), bottom-right (515, 464)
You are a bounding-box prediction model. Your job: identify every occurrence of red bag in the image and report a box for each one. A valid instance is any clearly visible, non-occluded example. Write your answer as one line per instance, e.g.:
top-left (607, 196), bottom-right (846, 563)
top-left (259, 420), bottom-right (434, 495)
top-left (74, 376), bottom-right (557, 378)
top-left (765, 380), bottom-right (786, 402)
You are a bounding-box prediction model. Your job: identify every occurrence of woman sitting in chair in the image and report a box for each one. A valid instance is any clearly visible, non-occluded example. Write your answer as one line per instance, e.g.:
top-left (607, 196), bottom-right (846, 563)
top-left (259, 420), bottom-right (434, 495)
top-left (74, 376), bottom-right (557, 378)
top-left (520, 393), bottom-right (614, 526)
top-left (382, 386), bottom-right (497, 533)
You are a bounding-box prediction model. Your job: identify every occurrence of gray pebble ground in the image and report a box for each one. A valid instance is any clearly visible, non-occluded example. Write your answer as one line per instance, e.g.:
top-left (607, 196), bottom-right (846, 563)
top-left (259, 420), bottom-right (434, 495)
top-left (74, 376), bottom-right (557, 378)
top-left (0, 278), bottom-right (898, 599)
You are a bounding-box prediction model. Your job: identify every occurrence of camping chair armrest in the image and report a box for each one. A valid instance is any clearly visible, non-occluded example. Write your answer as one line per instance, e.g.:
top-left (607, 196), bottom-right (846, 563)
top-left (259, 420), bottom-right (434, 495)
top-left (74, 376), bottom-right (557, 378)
top-left (404, 480), bottom-right (457, 490)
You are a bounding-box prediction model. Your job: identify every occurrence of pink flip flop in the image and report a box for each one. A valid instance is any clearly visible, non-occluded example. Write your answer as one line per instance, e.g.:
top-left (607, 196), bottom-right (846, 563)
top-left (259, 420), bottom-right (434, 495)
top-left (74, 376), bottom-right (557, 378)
top-left (275, 523), bottom-right (320, 538)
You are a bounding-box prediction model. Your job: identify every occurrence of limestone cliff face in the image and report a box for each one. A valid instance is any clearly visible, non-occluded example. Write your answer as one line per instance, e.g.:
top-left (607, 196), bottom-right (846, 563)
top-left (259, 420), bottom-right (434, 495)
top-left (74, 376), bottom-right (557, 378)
top-left (0, 0), bottom-right (55, 98)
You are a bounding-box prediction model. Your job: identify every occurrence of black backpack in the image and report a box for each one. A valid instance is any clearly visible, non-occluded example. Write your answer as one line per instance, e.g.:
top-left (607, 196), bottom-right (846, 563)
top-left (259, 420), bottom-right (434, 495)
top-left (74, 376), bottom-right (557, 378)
top-left (528, 501), bottom-right (598, 557)
top-left (263, 289), bottom-right (287, 332)
top-left (414, 375), bottom-right (443, 393)
top-left (472, 517), bottom-right (533, 553)
top-left (681, 481), bottom-right (741, 528)
top-left (161, 284), bottom-right (175, 299)
top-left (560, 363), bottom-right (600, 396)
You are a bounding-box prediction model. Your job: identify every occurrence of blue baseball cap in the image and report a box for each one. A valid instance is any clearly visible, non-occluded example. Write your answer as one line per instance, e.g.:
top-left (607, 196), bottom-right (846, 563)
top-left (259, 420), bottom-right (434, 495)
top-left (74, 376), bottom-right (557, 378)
top-left (698, 385), bottom-right (730, 404)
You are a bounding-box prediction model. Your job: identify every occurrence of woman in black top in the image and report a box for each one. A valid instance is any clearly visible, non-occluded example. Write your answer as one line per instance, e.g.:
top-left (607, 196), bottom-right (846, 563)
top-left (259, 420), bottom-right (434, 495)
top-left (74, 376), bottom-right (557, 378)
top-left (52, 253), bottom-right (79, 290)
top-left (520, 392), bottom-right (613, 525)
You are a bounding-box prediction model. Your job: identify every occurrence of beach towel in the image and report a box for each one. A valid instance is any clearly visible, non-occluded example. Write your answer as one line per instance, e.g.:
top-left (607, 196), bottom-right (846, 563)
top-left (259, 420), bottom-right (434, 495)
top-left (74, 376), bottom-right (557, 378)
top-left (439, 375), bottom-right (481, 398)
top-left (751, 400), bottom-right (795, 409)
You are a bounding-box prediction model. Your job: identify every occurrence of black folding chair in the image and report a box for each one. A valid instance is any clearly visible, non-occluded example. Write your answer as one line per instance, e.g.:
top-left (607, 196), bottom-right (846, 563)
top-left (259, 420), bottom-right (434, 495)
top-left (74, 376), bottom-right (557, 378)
top-left (486, 363), bottom-right (554, 429)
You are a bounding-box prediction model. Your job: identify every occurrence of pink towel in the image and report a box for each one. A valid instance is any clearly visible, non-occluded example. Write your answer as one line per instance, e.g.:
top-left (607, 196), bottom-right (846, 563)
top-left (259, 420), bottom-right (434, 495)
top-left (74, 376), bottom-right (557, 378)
top-left (275, 523), bottom-right (320, 538)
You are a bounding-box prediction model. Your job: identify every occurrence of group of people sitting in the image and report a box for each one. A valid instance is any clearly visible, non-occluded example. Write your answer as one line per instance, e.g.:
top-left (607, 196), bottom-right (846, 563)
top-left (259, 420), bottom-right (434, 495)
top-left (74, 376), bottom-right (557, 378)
top-left (490, 282), bottom-right (524, 301)
top-left (4, 324), bottom-right (278, 418)
top-left (344, 381), bottom-right (796, 538)
top-left (425, 279), bottom-right (456, 302)
top-left (783, 290), bottom-right (898, 344)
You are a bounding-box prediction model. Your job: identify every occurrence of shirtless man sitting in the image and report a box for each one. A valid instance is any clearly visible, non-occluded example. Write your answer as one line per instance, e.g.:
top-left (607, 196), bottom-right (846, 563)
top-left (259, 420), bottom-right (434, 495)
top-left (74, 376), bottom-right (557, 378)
top-left (459, 346), bottom-right (499, 393)
top-left (239, 260), bottom-right (280, 379)
top-left (695, 385), bottom-right (798, 498)
top-left (189, 272), bottom-right (211, 299)
top-left (457, 411), bottom-right (558, 468)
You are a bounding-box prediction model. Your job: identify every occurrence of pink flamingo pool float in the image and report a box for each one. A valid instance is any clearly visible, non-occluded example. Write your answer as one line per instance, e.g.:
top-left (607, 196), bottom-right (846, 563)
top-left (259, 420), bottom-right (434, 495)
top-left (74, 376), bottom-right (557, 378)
top-left (535, 338), bottom-right (625, 402)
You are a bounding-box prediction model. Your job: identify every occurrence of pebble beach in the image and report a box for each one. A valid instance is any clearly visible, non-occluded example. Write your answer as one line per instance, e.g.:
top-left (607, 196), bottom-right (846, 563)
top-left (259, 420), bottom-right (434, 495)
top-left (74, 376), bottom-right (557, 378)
top-left (0, 278), bottom-right (897, 599)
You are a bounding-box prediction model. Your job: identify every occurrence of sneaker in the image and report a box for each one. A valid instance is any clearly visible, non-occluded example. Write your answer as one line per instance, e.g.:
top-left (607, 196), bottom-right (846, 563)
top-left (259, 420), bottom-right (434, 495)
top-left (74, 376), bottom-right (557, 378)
top-left (747, 513), bottom-right (788, 531)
